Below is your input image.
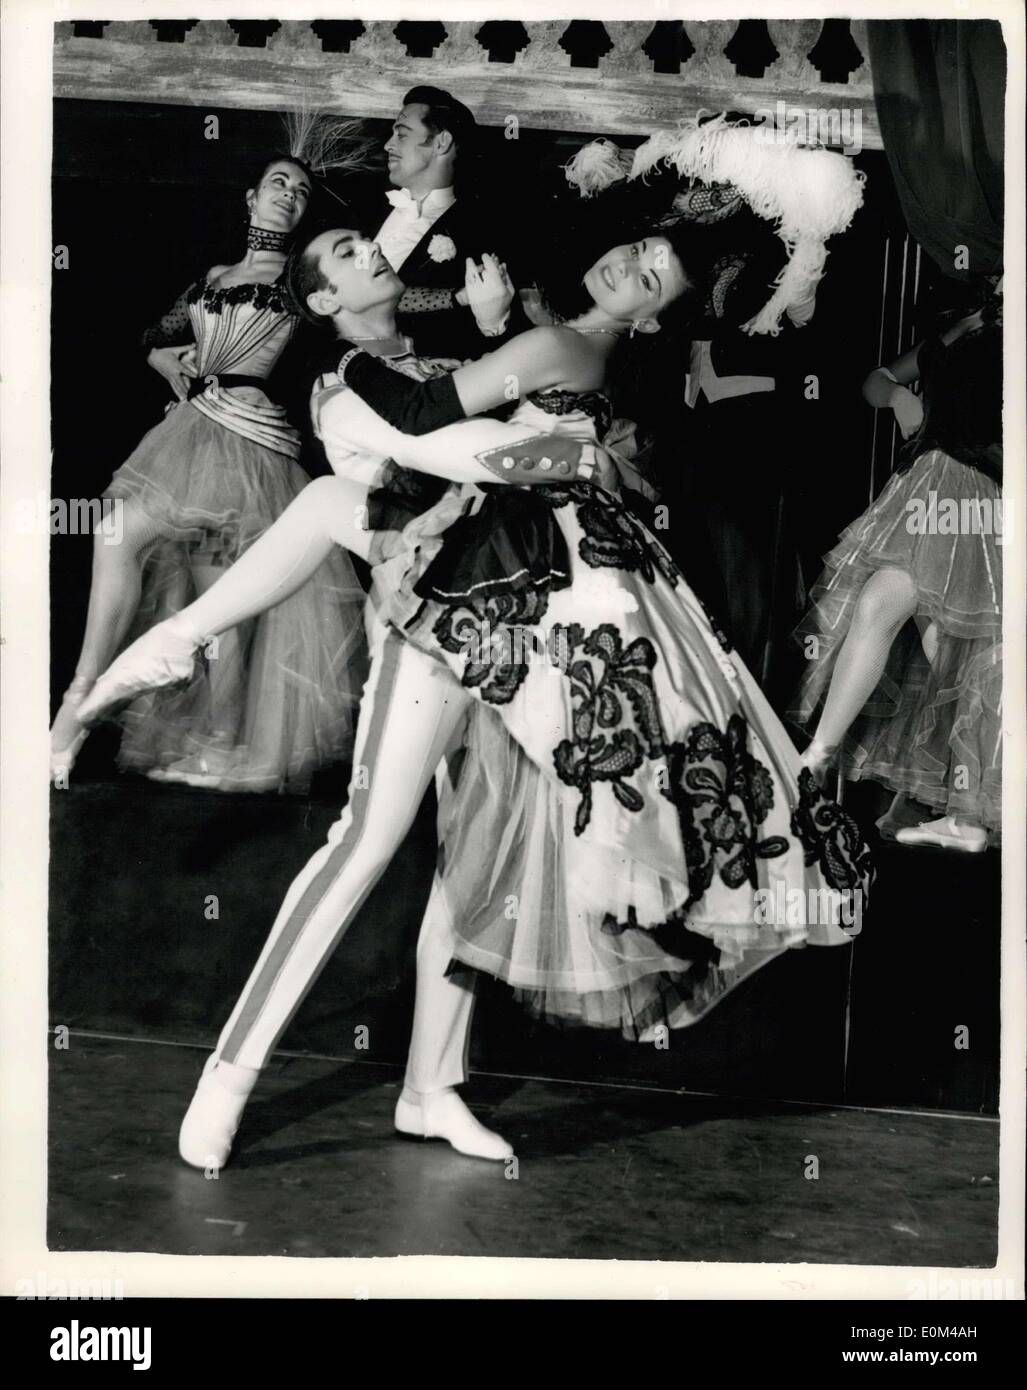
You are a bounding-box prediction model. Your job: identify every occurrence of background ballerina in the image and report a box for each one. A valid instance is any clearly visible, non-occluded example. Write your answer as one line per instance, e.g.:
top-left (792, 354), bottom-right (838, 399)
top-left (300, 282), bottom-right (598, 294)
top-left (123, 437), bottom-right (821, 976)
top-left (793, 281), bottom-right (1003, 853)
top-left (49, 117), bottom-right (376, 792)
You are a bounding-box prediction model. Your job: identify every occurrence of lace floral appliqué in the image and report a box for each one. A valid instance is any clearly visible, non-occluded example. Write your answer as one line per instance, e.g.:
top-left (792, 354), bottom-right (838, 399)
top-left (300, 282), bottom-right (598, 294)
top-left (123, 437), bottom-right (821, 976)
top-left (790, 768), bottom-right (875, 894)
top-left (536, 483), bottom-right (681, 588)
top-left (432, 589), bottom-right (550, 706)
top-left (661, 713), bottom-right (789, 909)
top-left (528, 388), bottom-right (613, 439)
top-left (188, 278), bottom-right (289, 316)
top-left (551, 622), bottom-right (664, 835)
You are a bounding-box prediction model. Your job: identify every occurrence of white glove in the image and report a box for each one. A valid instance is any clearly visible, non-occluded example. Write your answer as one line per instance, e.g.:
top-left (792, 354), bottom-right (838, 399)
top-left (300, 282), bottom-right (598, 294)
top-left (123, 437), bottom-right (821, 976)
top-left (461, 253), bottom-right (515, 337)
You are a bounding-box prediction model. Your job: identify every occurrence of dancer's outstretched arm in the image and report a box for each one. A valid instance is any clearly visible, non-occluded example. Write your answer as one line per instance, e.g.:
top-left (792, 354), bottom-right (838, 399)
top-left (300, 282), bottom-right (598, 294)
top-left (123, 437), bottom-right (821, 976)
top-left (341, 324), bottom-right (584, 429)
top-left (320, 387), bottom-right (603, 488)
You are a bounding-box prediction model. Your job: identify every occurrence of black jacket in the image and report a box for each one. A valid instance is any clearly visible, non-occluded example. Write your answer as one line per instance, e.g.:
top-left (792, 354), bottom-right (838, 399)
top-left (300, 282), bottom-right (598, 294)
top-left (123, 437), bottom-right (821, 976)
top-left (686, 212), bottom-right (800, 381)
top-left (371, 193), bottom-right (529, 360)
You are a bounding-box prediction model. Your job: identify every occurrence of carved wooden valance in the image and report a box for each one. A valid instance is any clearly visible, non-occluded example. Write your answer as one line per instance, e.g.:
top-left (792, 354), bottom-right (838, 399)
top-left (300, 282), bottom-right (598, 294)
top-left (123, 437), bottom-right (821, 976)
top-left (53, 18), bottom-right (880, 149)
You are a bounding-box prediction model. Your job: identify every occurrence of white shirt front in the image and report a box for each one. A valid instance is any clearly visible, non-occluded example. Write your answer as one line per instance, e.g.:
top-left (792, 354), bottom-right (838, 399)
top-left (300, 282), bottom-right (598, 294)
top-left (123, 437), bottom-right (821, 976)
top-left (684, 340), bottom-right (775, 406)
top-left (375, 186), bottom-right (457, 273)
top-left (684, 292), bottom-right (817, 406)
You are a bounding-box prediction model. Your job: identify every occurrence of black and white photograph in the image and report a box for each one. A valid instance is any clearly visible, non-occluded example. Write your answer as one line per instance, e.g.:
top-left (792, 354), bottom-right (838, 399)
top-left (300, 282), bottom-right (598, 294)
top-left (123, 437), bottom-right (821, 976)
top-left (2, 0), bottom-right (1024, 1316)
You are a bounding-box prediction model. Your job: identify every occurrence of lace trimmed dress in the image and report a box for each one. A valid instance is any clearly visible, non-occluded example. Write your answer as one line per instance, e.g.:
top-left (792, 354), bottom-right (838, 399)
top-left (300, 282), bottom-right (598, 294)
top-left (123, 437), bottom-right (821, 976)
top-left (790, 321), bottom-right (1002, 832)
top-left (370, 388), bottom-right (875, 1039)
top-left (104, 275), bottom-right (366, 792)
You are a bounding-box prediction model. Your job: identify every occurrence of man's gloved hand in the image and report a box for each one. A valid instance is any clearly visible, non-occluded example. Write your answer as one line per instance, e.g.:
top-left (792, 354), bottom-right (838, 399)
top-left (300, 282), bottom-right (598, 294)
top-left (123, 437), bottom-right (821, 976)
top-left (458, 254), bottom-right (515, 337)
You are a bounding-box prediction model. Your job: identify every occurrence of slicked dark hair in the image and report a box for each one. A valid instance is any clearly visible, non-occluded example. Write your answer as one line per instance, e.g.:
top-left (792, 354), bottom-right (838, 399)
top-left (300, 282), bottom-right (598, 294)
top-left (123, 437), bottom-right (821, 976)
top-left (402, 86), bottom-right (476, 161)
top-left (247, 154), bottom-right (315, 196)
top-left (284, 234), bottom-right (335, 325)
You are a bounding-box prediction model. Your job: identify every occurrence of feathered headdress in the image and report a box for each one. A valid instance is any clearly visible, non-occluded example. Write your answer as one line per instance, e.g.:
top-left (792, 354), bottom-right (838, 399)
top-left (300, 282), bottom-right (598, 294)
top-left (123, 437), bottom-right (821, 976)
top-left (631, 114), bottom-right (866, 334)
top-left (281, 100), bottom-right (381, 205)
top-left (562, 138), bottom-right (636, 198)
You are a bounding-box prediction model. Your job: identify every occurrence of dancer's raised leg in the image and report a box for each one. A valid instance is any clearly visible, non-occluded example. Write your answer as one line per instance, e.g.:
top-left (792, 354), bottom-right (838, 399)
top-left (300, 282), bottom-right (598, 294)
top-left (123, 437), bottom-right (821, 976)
top-left (802, 566), bottom-right (918, 778)
top-left (78, 476), bottom-right (371, 725)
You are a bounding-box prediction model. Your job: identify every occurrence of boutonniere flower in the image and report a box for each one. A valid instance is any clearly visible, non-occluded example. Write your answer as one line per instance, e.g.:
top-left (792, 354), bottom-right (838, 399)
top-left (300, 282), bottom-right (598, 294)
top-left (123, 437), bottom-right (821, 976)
top-left (427, 234), bottom-right (457, 263)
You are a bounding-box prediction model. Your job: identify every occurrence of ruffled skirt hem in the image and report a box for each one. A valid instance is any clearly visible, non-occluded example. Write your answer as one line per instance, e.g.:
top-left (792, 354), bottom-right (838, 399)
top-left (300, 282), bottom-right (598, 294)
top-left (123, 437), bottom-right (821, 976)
top-left (791, 450), bottom-right (1002, 830)
top-left (104, 399), bottom-right (367, 789)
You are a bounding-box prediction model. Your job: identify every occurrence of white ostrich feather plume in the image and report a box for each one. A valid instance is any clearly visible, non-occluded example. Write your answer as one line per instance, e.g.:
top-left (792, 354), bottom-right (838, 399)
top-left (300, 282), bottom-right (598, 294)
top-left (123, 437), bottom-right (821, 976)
top-left (563, 139), bottom-right (635, 198)
top-left (632, 115), bottom-right (866, 333)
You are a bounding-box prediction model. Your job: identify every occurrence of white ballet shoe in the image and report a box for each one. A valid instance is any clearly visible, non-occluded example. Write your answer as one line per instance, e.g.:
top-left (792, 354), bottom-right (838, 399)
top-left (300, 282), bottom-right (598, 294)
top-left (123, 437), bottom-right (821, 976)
top-left (394, 1088), bottom-right (514, 1162)
top-left (77, 620), bottom-right (199, 727)
top-left (49, 677), bottom-right (94, 784)
top-left (895, 816), bottom-right (988, 854)
top-left (146, 758), bottom-right (224, 789)
top-left (178, 1055), bottom-right (259, 1171)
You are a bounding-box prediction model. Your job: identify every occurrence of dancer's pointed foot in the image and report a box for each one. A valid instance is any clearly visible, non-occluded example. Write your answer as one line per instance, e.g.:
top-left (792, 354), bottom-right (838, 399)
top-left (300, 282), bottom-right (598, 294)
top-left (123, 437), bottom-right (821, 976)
top-left (800, 738), bottom-right (838, 788)
top-left (178, 1054), bottom-right (259, 1171)
top-left (147, 754), bottom-right (228, 789)
top-left (394, 1087), bottom-right (514, 1162)
top-left (895, 815), bottom-right (988, 854)
top-left (50, 676), bottom-right (95, 784)
top-left (77, 619), bottom-right (199, 727)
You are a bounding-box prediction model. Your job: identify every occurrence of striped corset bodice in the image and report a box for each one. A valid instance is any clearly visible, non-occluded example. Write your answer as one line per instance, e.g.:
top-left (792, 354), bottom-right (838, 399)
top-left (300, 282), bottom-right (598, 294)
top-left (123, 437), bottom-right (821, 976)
top-left (185, 277), bottom-right (300, 459)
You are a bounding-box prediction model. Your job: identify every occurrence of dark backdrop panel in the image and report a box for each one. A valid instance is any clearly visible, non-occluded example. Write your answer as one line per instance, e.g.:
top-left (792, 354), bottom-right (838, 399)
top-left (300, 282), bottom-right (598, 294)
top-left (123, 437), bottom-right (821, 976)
top-left (49, 98), bottom-right (999, 1115)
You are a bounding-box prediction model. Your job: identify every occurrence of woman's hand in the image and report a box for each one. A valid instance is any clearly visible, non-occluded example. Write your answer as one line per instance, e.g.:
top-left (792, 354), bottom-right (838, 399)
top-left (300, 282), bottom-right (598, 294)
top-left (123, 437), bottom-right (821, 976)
top-left (147, 345), bottom-right (197, 402)
top-left (463, 254), bottom-right (515, 334)
top-left (888, 383), bottom-right (924, 439)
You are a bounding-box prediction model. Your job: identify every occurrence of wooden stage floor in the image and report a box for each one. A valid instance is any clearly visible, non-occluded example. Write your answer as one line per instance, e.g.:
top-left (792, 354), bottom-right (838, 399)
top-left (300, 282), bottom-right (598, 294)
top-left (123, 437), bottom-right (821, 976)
top-left (49, 1033), bottom-right (999, 1267)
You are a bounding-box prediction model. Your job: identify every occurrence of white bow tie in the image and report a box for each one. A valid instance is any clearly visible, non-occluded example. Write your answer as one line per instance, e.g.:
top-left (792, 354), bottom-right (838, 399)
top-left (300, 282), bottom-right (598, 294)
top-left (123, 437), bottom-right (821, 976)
top-left (386, 189), bottom-right (419, 213)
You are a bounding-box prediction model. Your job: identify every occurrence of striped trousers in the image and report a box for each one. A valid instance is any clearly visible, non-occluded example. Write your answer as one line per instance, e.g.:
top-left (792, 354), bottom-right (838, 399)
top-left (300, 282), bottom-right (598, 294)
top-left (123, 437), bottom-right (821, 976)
top-left (214, 616), bottom-right (476, 1091)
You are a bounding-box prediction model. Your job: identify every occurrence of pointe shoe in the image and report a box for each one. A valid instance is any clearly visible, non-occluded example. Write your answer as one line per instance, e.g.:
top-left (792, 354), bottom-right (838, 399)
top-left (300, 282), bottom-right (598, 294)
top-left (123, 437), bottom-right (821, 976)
top-left (178, 1054), bottom-right (259, 1171)
top-left (895, 815), bottom-right (988, 854)
top-left (146, 758), bottom-right (224, 789)
top-left (394, 1088), bottom-right (514, 1162)
top-left (77, 620), bottom-right (199, 727)
top-left (50, 676), bottom-right (94, 784)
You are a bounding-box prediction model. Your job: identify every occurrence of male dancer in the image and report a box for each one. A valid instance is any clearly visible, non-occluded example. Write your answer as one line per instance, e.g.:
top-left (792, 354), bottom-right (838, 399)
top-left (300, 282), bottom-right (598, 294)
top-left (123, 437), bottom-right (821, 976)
top-left (81, 227), bottom-right (599, 1169)
top-left (375, 85), bottom-right (523, 355)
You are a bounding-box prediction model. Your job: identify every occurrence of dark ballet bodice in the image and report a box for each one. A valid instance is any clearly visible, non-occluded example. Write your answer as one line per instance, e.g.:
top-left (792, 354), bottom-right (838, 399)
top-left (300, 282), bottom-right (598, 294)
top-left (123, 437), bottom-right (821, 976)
top-left (912, 321), bottom-right (1002, 481)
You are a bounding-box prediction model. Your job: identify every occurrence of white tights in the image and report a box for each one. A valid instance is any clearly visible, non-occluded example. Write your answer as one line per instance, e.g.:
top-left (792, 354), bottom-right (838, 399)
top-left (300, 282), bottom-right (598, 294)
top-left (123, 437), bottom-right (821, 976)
top-left (215, 622), bottom-right (472, 1073)
top-left (169, 476), bottom-right (373, 645)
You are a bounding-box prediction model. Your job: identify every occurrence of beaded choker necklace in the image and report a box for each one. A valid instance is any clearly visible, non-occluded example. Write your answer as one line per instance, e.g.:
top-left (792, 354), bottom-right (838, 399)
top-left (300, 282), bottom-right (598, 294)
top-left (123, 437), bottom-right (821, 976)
top-left (247, 225), bottom-right (291, 253)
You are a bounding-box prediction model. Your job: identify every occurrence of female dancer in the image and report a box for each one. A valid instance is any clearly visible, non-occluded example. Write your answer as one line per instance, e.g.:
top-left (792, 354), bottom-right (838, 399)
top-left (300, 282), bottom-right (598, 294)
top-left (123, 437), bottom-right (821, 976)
top-left (80, 222), bottom-right (873, 1165)
top-left (793, 283), bottom-right (1002, 852)
top-left (49, 156), bottom-right (365, 791)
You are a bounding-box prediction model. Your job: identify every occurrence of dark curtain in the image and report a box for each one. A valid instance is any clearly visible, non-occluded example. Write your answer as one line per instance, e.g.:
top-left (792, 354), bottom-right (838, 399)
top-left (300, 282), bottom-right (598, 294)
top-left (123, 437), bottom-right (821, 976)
top-left (867, 19), bottom-right (1005, 280)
